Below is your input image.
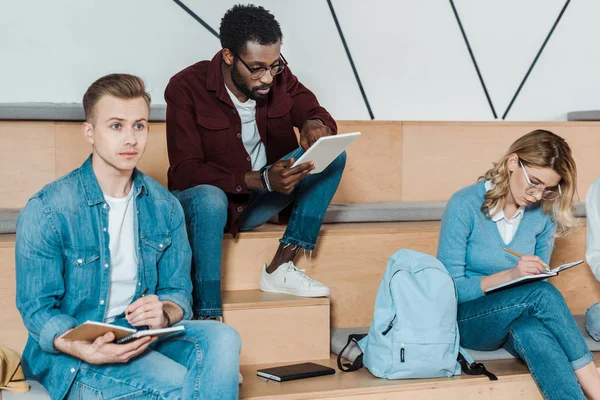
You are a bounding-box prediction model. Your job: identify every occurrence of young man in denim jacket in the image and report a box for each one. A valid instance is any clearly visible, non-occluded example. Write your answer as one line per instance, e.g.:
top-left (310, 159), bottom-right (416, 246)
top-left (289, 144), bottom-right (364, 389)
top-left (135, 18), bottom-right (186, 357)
top-left (15, 74), bottom-right (241, 400)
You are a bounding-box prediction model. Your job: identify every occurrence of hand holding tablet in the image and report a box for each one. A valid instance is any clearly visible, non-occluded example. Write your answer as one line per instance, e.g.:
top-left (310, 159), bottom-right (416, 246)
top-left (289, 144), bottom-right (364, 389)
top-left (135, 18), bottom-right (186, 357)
top-left (292, 132), bottom-right (361, 174)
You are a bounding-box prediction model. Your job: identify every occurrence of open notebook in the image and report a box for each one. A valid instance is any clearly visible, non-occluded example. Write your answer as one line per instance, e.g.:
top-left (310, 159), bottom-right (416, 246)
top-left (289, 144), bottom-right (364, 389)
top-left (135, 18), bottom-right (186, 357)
top-left (62, 321), bottom-right (185, 344)
top-left (485, 260), bottom-right (584, 295)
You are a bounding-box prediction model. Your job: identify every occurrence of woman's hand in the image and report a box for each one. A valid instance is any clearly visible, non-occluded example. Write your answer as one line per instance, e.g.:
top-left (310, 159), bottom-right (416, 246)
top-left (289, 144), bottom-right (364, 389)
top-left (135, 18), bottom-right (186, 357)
top-left (509, 255), bottom-right (545, 280)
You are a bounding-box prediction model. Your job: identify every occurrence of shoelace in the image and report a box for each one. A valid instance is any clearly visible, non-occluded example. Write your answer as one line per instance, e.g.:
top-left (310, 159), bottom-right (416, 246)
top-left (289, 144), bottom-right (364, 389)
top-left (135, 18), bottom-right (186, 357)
top-left (284, 262), bottom-right (316, 285)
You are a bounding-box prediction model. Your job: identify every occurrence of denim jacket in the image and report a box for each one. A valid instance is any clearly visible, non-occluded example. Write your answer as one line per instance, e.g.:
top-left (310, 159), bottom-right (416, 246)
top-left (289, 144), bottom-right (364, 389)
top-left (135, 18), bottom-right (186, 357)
top-left (15, 156), bottom-right (193, 400)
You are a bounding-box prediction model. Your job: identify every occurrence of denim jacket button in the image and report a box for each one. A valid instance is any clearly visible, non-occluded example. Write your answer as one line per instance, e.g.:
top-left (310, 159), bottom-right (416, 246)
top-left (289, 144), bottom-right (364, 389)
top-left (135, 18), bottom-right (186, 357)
top-left (159, 244), bottom-right (163, 248)
top-left (138, 282), bottom-right (142, 287)
top-left (103, 204), bottom-right (107, 209)
top-left (100, 300), bottom-right (105, 305)
top-left (103, 227), bottom-right (107, 232)
top-left (70, 368), bottom-right (75, 373)
top-left (77, 259), bottom-right (83, 264)
top-left (104, 263), bottom-right (109, 269)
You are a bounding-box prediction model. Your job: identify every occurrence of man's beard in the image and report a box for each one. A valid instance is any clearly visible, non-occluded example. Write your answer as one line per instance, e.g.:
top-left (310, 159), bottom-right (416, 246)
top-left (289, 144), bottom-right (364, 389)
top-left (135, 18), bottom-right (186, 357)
top-left (231, 60), bottom-right (271, 101)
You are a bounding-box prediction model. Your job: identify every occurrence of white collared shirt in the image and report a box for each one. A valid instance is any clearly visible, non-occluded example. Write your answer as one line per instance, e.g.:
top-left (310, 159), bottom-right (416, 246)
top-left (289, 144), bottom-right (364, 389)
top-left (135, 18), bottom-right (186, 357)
top-left (485, 180), bottom-right (525, 244)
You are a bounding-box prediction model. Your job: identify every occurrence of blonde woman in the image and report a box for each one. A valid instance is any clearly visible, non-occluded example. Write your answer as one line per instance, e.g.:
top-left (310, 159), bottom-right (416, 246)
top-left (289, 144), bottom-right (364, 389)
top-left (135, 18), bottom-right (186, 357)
top-left (437, 130), bottom-right (600, 399)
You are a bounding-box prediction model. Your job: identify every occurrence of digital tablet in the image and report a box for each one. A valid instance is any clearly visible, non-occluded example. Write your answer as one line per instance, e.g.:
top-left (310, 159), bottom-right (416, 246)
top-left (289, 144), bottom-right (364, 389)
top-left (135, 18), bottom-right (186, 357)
top-left (292, 132), bottom-right (361, 174)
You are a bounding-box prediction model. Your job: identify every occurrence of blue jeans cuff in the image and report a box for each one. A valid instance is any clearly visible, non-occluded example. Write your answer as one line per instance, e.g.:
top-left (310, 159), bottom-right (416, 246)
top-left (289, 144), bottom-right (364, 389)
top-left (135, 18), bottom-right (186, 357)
top-left (280, 236), bottom-right (315, 251)
top-left (194, 305), bottom-right (223, 318)
top-left (571, 351), bottom-right (594, 370)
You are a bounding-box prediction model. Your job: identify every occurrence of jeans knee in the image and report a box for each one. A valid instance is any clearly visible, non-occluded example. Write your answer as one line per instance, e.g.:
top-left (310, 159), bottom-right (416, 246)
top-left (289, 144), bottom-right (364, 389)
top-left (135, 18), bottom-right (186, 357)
top-left (329, 150), bottom-right (347, 173)
top-left (526, 281), bottom-right (566, 309)
top-left (177, 185), bottom-right (228, 224)
top-left (213, 323), bottom-right (242, 355)
top-left (586, 302), bottom-right (600, 341)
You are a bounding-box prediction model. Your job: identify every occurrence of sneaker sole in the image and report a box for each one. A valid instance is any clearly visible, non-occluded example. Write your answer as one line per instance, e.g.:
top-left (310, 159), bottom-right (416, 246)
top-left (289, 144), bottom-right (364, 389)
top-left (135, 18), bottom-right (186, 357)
top-left (260, 284), bottom-right (330, 298)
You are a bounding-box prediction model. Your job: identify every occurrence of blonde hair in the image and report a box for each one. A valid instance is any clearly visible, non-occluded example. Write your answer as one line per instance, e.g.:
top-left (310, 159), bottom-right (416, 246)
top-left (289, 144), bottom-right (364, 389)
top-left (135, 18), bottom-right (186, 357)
top-left (83, 73), bottom-right (151, 123)
top-left (478, 129), bottom-right (579, 236)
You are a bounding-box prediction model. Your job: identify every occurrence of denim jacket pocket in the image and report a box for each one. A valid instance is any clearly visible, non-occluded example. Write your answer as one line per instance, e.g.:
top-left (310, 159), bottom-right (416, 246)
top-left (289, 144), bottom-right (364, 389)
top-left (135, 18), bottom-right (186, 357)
top-left (141, 235), bottom-right (172, 286)
top-left (63, 247), bottom-right (100, 299)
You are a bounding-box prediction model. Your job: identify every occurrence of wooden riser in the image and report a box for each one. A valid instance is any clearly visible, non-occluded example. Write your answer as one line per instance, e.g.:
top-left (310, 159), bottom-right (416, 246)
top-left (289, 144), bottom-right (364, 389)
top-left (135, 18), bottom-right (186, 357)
top-left (222, 221), bottom-right (600, 328)
top-left (2, 121), bottom-right (600, 208)
top-left (223, 291), bottom-right (330, 365)
top-left (239, 354), bottom-right (560, 399)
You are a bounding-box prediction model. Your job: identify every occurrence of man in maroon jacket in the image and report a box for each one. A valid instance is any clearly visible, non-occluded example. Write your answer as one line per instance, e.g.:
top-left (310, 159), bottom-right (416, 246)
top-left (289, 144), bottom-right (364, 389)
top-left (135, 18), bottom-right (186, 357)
top-left (165, 4), bottom-right (346, 319)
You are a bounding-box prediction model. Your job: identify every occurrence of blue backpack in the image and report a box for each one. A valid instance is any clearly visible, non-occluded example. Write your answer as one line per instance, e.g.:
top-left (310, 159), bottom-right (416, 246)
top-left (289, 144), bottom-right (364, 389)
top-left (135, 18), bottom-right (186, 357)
top-left (338, 249), bottom-right (496, 380)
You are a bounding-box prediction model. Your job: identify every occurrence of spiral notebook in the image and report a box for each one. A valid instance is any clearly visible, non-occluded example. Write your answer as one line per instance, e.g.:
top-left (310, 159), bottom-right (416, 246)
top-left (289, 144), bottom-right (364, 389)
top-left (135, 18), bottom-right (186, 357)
top-left (62, 321), bottom-right (185, 344)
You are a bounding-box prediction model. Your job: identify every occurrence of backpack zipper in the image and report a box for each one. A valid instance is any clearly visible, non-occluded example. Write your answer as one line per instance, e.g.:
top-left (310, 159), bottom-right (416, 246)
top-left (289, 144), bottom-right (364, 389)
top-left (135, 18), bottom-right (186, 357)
top-left (400, 343), bottom-right (405, 362)
top-left (382, 315), bottom-right (397, 336)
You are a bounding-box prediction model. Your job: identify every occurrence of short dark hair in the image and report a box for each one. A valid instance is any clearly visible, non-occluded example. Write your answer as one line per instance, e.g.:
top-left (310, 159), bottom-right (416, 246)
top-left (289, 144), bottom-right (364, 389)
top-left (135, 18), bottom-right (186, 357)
top-left (83, 74), bottom-right (151, 123)
top-left (220, 4), bottom-right (283, 56)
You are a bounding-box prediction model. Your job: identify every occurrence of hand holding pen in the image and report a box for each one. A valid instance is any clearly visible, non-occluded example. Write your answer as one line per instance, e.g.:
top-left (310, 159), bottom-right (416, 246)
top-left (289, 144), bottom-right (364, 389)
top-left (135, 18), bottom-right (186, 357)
top-left (504, 247), bottom-right (550, 280)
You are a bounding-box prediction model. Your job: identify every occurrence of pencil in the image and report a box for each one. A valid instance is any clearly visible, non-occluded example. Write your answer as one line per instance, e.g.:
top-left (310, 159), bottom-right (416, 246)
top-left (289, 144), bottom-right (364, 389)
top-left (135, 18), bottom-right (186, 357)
top-left (503, 247), bottom-right (550, 271)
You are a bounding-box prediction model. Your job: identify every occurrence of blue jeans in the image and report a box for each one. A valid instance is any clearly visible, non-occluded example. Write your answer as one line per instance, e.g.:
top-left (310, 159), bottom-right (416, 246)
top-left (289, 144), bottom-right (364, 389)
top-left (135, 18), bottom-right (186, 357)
top-left (459, 281), bottom-right (593, 400)
top-left (65, 321), bottom-right (240, 400)
top-left (173, 148), bottom-right (346, 317)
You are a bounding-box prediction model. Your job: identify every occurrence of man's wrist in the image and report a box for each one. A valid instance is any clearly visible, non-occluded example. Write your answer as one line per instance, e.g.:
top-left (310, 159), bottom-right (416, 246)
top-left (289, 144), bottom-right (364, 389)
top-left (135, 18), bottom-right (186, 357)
top-left (260, 165), bottom-right (273, 192)
top-left (244, 171), bottom-right (263, 191)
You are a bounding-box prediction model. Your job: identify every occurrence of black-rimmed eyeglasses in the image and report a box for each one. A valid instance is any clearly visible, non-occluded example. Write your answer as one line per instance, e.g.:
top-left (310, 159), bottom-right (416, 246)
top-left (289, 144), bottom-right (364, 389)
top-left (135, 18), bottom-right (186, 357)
top-left (235, 54), bottom-right (288, 80)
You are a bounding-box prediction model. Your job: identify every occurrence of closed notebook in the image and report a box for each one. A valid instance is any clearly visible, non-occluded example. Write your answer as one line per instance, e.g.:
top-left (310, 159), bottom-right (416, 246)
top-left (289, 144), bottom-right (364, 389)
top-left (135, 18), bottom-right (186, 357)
top-left (62, 321), bottom-right (185, 344)
top-left (257, 362), bottom-right (335, 382)
top-left (485, 260), bottom-right (584, 294)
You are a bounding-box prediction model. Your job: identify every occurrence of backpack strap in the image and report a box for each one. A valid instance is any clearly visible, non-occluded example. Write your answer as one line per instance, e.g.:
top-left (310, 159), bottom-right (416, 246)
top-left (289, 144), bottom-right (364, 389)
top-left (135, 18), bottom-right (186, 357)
top-left (337, 334), bottom-right (367, 372)
top-left (458, 349), bottom-right (498, 381)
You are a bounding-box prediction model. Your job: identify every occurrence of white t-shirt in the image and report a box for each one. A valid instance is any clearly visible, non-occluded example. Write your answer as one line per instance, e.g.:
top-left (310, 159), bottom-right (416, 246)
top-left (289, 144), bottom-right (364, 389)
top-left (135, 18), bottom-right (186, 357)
top-left (485, 180), bottom-right (525, 245)
top-left (103, 185), bottom-right (138, 322)
top-left (225, 85), bottom-right (267, 171)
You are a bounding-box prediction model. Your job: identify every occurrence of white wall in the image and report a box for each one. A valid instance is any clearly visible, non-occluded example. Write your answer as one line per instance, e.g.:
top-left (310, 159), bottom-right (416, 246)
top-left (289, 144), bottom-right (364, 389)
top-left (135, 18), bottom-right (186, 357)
top-left (0, 0), bottom-right (598, 121)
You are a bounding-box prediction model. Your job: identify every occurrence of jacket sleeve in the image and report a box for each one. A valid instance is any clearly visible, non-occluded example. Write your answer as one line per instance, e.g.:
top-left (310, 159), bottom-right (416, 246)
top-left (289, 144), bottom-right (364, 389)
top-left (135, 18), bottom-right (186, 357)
top-left (15, 197), bottom-right (78, 354)
top-left (165, 76), bottom-right (250, 193)
top-left (587, 179), bottom-right (600, 281)
top-left (155, 197), bottom-right (193, 320)
top-left (284, 68), bottom-right (337, 134)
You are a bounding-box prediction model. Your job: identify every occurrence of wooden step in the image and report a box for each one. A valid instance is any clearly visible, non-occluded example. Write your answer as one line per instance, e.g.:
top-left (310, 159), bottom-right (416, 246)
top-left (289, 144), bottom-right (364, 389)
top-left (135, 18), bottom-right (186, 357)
top-left (239, 353), bottom-right (599, 399)
top-left (3, 121), bottom-right (600, 208)
top-left (223, 291), bottom-right (329, 366)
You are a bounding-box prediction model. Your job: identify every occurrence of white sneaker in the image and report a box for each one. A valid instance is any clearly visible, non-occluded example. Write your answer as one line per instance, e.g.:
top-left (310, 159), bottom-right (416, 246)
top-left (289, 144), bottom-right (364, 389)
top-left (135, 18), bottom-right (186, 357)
top-left (260, 262), bottom-right (330, 297)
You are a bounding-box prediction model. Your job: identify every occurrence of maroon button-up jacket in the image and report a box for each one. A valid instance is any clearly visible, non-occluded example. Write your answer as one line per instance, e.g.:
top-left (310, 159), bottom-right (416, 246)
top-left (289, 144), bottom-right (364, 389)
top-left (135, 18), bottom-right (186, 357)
top-left (165, 51), bottom-right (337, 235)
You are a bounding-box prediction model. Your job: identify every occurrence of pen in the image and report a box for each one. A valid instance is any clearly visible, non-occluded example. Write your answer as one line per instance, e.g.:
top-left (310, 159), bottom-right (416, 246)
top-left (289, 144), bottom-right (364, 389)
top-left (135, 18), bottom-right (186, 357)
top-left (503, 247), bottom-right (550, 271)
top-left (141, 287), bottom-right (149, 297)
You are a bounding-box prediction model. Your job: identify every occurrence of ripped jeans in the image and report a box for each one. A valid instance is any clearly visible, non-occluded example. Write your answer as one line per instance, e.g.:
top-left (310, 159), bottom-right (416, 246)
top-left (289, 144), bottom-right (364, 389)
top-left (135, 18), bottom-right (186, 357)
top-left (173, 147), bottom-right (346, 317)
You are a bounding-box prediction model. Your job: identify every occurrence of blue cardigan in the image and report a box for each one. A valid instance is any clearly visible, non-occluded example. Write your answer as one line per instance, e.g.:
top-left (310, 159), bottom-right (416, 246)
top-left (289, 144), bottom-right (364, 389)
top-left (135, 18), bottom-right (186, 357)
top-left (437, 181), bottom-right (557, 304)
